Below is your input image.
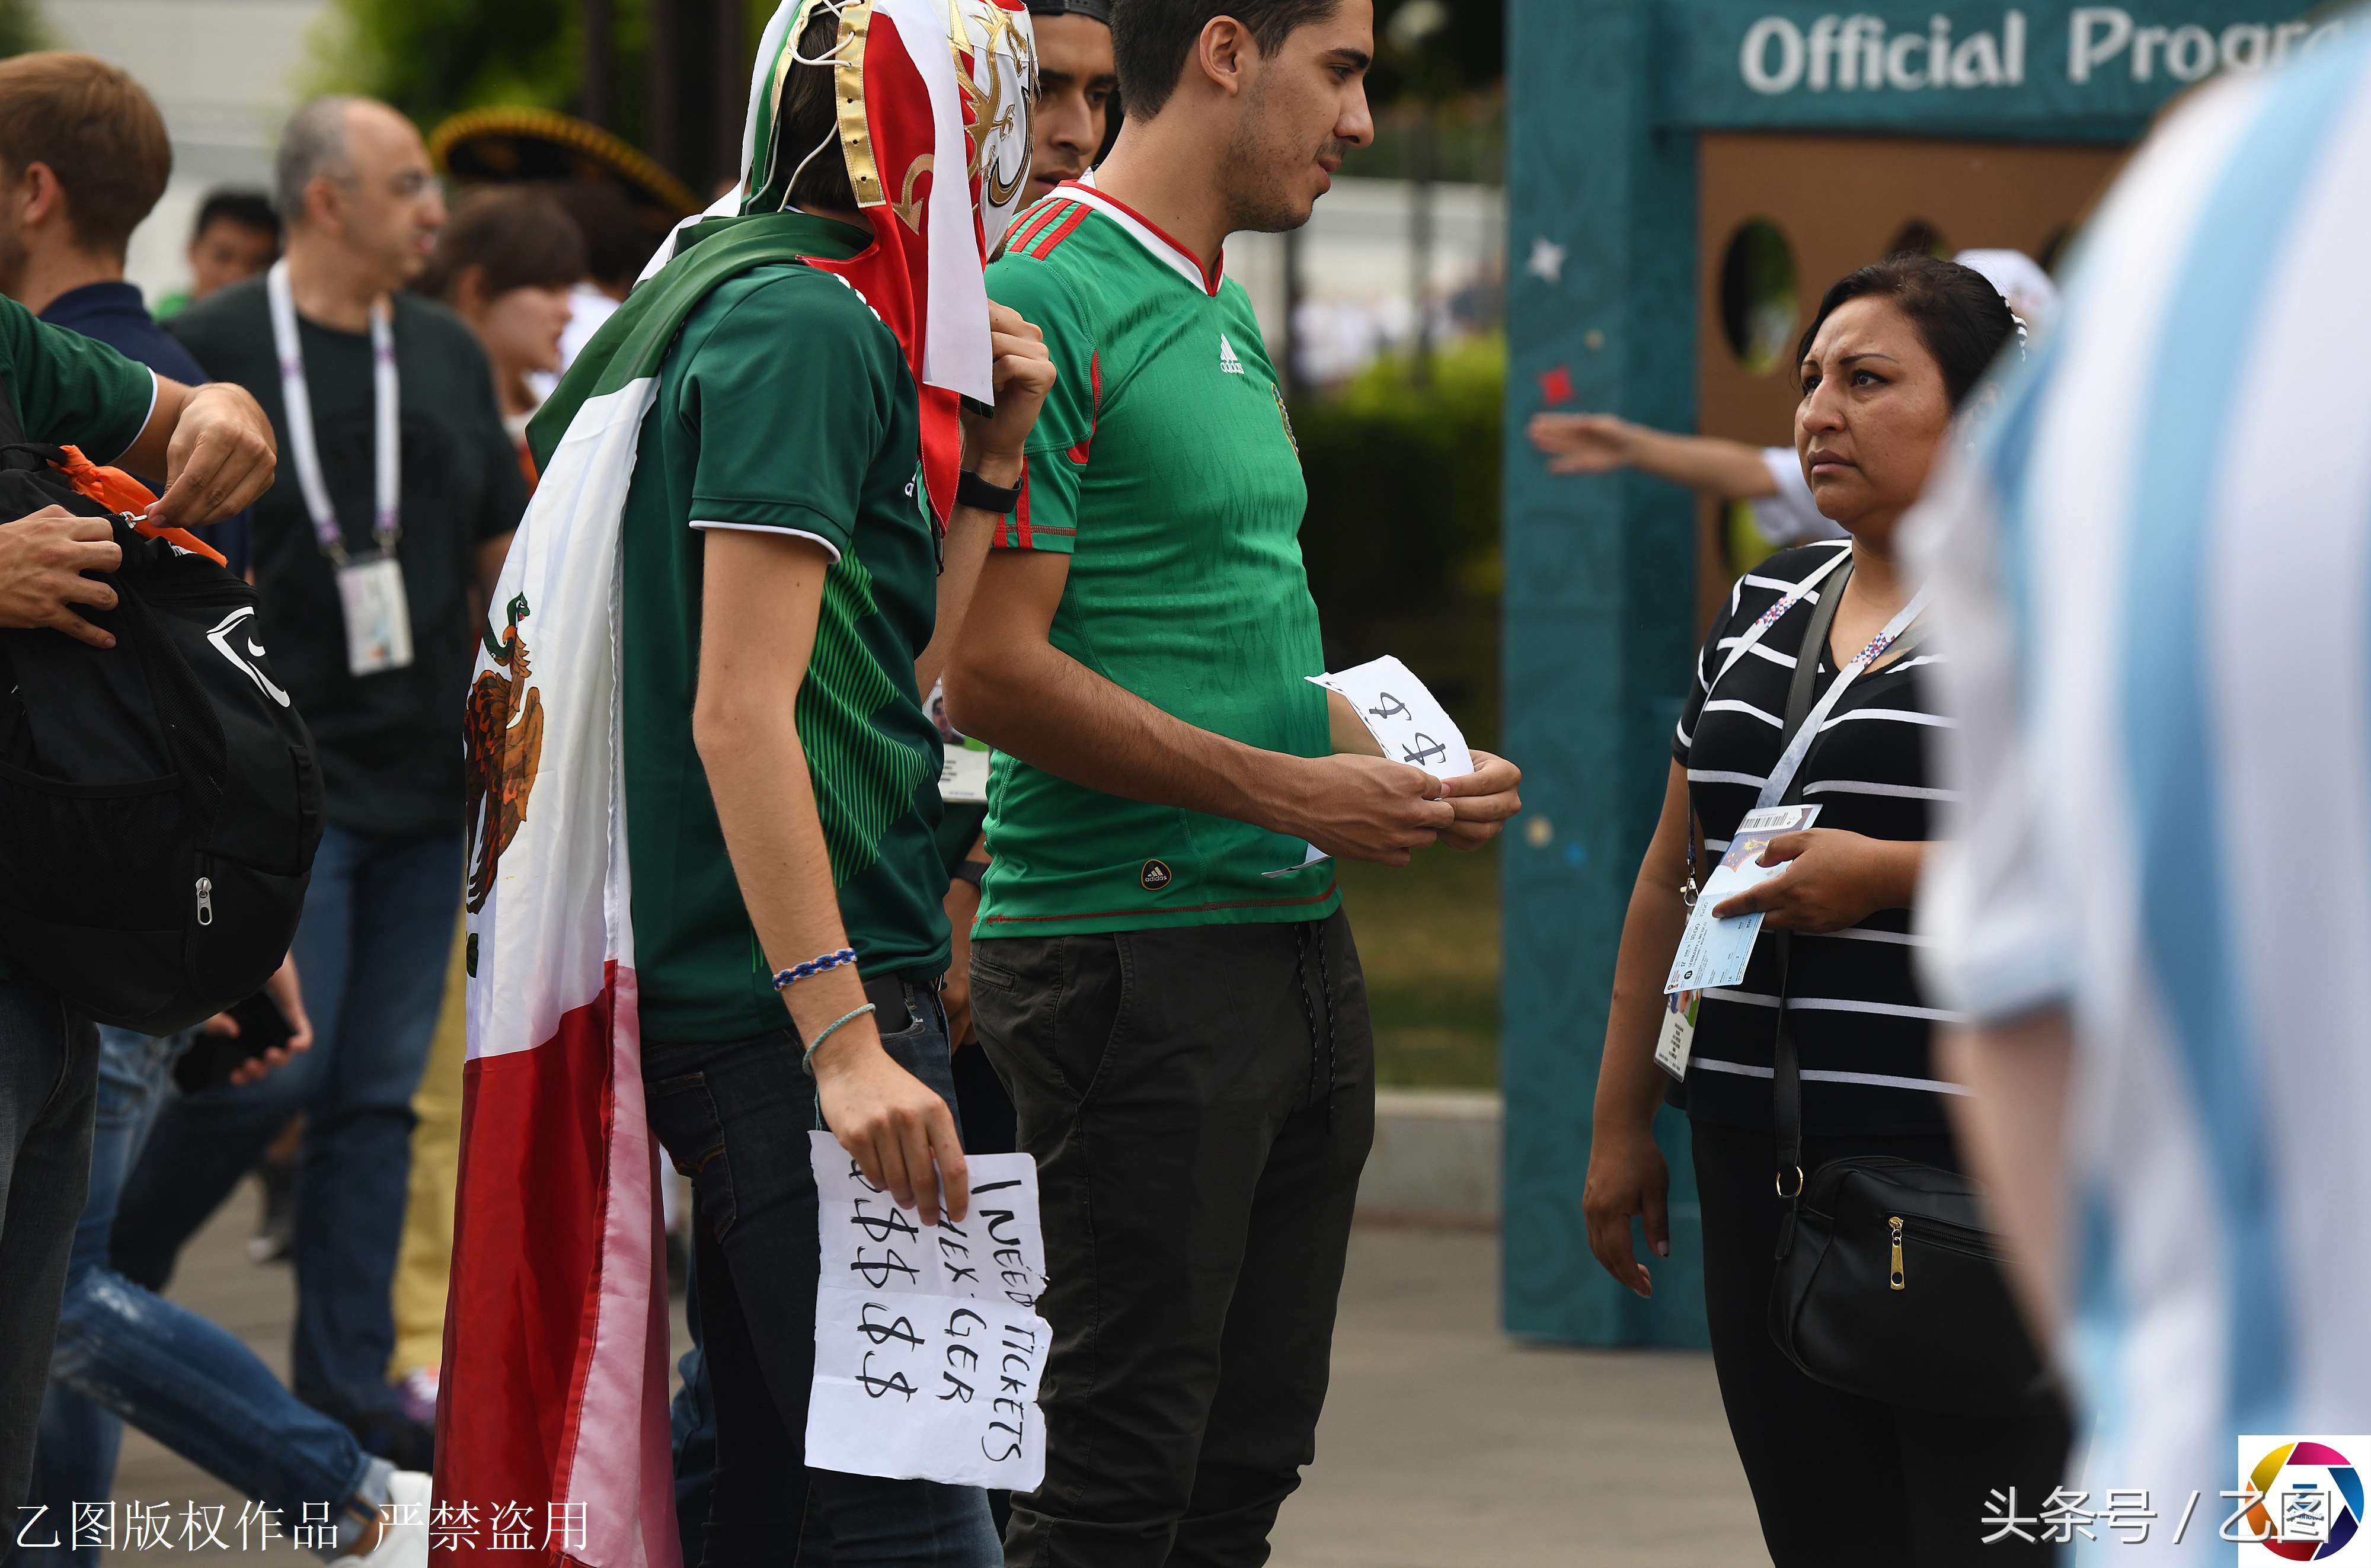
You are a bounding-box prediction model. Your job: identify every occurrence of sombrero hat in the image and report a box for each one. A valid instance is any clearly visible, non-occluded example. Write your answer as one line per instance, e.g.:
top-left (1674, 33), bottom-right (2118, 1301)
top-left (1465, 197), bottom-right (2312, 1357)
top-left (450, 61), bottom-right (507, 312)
top-left (427, 107), bottom-right (699, 230)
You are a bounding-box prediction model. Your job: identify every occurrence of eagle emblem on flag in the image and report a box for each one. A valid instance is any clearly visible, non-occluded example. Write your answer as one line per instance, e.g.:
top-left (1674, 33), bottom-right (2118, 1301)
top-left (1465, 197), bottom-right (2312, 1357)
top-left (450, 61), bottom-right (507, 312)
top-left (463, 591), bottom-right (544, 914)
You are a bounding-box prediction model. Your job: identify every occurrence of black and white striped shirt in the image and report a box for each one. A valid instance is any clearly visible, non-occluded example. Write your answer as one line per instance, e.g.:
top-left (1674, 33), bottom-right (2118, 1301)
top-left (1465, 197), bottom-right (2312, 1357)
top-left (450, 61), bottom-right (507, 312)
top-left (1672, 543), bottom-right (1963, 1135)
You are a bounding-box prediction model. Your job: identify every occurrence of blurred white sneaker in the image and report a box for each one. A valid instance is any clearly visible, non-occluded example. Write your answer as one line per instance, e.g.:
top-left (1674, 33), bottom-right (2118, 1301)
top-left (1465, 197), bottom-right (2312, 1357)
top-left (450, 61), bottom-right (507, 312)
top-left (330, 1470), bottom-right (429, 1568)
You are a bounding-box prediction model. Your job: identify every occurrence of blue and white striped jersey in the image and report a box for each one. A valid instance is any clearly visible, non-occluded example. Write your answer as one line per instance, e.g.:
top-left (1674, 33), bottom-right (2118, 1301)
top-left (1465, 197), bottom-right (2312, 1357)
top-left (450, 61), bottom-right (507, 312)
top-left (1918, 25), bottom-right (2371, 1560)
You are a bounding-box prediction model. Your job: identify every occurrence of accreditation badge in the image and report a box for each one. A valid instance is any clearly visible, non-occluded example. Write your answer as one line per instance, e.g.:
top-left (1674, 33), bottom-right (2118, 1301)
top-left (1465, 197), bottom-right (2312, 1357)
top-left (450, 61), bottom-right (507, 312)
top-left (1654, 989), bottom-right (1701, 1081)
top-left (336, 553), bottom-right (415, 676)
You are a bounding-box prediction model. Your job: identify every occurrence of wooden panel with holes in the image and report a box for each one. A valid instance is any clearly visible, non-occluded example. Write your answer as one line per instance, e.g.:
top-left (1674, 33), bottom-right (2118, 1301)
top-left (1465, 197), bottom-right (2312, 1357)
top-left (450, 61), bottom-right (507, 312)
top-left (1697, 132), bottom-right (2127, 447)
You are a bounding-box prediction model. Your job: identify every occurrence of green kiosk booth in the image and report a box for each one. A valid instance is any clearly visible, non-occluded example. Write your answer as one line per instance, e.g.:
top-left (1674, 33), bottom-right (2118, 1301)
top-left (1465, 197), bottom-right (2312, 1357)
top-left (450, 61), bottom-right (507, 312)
top-left (1498, 0), bottom-right (2338, 1345)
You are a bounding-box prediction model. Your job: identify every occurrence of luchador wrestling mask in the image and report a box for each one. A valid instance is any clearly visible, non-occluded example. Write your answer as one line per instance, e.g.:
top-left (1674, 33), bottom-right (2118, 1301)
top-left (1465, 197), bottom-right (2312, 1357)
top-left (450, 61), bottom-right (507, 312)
top-left (742, 0), bottom-right (1036, 261)
top-left (733, 0), bottom-right (1038, 514)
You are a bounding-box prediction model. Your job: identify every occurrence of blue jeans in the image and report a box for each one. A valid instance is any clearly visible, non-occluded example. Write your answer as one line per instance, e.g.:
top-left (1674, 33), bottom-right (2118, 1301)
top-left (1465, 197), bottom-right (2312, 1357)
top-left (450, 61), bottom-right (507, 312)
top-left (0, 983), bottom-right (97, 1513)
top-left (19, 1025), bottom-right (379, 1567)
top-left (647, 981), bottom-right (998, 1568)
top-left (111, 825), bottom-right (460, 1429)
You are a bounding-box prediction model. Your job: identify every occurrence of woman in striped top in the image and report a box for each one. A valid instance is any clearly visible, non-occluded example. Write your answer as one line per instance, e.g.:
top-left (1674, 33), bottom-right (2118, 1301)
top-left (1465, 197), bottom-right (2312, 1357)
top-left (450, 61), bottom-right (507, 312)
top-left (1581, 255), bottom-right (2070, 1564)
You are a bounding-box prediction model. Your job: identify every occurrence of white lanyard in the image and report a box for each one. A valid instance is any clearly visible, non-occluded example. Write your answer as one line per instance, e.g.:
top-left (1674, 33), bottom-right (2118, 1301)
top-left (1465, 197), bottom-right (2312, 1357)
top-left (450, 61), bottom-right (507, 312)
top-left (267, 260), bottom-right (399, 562)
top-left (1752, 581), bottom-right (1928, 812)
top-left (1705, 541), bottom-right (1852, 693)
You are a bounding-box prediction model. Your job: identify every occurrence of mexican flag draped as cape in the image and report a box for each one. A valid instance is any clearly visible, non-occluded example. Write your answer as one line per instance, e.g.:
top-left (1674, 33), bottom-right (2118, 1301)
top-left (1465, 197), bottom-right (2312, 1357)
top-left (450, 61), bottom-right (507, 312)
top-left (434, 2), bottom-right (1031, 1563)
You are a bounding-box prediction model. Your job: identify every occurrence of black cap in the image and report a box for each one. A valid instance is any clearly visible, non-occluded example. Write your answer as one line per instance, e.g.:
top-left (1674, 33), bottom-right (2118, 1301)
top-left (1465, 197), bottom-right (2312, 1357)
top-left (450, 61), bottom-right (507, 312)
top-left (1026, 0), bottom-right (1112, 20)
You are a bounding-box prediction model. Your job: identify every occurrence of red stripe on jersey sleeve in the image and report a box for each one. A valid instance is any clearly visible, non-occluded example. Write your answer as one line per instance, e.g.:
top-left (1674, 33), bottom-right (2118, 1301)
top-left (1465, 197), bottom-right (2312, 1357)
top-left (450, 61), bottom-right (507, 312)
top-left (1068, 350), bottom-right (1101, 465)
top-left (1004, 199), bottom-right (1071, 255)
top-left (1030, 204), bottom-right (1091, 259)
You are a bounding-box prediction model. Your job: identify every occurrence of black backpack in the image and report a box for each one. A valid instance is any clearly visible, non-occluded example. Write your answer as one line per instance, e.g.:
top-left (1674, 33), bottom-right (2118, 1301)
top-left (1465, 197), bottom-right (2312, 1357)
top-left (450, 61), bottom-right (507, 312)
top-left (0, 399), bottom-right (322, 1036)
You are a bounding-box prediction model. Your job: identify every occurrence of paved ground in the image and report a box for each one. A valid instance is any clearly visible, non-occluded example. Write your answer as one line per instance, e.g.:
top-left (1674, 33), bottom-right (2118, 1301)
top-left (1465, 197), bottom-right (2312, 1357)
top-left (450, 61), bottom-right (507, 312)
top-left (94, 1194), bottom-right (1765, 1567)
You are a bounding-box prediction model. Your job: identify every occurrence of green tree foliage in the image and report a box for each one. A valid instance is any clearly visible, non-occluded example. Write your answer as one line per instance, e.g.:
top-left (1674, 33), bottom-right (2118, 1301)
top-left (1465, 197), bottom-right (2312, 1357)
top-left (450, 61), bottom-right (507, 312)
top-left (304, 0), bottom-right (654, 146)
top-left (0, 0), bottom-right (52, 57)
top-left (1295, 335), bottom-right (1507, 754)
top-left (1297, 332), bottom-right (1505, 622)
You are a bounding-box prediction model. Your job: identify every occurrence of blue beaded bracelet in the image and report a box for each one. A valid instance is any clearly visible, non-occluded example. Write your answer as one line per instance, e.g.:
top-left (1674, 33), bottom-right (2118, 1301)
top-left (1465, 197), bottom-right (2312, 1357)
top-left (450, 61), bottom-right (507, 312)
top-left (774, 947), bottom-right (857, 991)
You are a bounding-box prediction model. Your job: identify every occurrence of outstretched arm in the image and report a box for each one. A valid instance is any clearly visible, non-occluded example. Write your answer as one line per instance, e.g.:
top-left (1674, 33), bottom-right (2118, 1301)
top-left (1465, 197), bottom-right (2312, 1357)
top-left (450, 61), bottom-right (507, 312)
top-left (1528, 411), bottom-right (1778, 501)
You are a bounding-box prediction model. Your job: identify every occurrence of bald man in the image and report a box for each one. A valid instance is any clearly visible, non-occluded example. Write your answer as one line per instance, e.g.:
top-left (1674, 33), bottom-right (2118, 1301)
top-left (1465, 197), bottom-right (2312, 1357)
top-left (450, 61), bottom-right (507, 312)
top-left (113, 96), bottom-right (526, 1470)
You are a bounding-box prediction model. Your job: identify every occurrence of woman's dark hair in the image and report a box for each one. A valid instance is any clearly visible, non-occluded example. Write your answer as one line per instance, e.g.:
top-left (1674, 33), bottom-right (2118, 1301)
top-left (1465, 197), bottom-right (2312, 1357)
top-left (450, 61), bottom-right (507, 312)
top-left (548, 180), bottom-right (653, 293)
top-left (1794, 253), bottom-right (2017, 409)
top-left (753, 6), bottom-right (861, 216)
top-left (419, 187), bottom-right (587, 302)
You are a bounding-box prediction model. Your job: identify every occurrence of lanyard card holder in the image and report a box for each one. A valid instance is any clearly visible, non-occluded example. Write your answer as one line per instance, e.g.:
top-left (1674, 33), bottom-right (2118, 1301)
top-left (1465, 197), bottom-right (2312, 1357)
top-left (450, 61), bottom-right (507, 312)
top-left (337, 553), bottom-right (414, 676)
top-left (1660, 558), bottom-right (1856, 1080)
top-left (270, 260), bottom-right (410, 677)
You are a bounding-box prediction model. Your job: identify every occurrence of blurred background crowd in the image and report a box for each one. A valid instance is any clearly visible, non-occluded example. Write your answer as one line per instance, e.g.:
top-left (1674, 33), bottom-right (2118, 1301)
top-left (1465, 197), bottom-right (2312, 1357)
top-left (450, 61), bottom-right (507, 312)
top-left (10, 0), bottom-right (2364, 1555)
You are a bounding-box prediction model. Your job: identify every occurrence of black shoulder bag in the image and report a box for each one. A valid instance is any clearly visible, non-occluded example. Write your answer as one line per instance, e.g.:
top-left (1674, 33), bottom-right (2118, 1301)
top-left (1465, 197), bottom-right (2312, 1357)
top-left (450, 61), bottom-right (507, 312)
top-left (1759, 559), bottom-right (2057, 1419)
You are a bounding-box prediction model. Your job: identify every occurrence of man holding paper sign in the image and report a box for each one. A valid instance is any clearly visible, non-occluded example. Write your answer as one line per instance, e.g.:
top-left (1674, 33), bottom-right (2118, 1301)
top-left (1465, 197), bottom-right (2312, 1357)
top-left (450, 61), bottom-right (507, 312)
top-left (945, 3), bottom-right (1517, 1562)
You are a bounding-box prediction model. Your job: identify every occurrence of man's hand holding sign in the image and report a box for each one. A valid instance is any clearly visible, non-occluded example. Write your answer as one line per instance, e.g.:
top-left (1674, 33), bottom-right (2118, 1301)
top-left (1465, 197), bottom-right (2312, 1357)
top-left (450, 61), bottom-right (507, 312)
top-left (1298, 656), bottom-right (1521, 868)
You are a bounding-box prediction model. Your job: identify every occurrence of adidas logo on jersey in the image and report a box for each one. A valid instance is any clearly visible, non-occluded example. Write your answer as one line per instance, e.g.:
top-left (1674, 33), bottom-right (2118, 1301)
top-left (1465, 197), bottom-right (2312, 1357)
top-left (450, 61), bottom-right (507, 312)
top-left (1219, 334), bottom-right (1245, 375)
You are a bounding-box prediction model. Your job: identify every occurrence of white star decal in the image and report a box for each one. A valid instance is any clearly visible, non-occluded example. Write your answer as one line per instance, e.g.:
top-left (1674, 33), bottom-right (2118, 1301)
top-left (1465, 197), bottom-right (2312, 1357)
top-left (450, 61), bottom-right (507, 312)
top-left (1527, 235), bottom-right (1567, 285)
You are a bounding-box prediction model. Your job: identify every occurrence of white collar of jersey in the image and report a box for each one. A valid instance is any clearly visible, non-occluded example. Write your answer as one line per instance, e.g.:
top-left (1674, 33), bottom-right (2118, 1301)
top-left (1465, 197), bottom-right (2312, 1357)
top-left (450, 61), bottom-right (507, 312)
top-left (1056, 180), bottom-right (1223, 297)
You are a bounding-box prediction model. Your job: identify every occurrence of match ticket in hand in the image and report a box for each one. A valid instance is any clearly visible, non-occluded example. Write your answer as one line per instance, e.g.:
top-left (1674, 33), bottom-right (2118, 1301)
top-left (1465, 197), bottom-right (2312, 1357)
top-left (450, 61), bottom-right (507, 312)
top-left (1663, 804), bottom-right (1820, 996)
top-left (1306, 655), bottom-right (1474, 779)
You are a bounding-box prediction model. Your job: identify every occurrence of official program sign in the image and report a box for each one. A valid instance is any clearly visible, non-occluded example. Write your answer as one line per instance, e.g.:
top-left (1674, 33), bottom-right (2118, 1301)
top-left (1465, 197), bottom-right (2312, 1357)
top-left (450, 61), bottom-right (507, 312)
top-left (805, 1133), bottom-right (1053, 1490)
top-left (1657, 0), bottom-right (2350, 133)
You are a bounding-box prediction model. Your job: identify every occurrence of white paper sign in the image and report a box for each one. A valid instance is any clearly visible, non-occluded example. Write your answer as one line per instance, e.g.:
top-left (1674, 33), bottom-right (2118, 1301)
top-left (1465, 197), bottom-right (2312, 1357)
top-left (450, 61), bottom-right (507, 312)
top-left (804, 1132), bottom-right (1053, 1490)
top-left (1306, 655), bottom-right (1474, 779)
top-left (1663, 804), bottom-right (1821, 996)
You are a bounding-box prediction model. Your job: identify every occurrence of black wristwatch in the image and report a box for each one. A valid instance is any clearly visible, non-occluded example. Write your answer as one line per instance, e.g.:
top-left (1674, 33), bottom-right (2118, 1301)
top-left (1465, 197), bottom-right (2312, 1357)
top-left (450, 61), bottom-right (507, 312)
top-left (951, 859), bottom-right (990, 892)
top-left (956, 467), bottom-right (1023, 516)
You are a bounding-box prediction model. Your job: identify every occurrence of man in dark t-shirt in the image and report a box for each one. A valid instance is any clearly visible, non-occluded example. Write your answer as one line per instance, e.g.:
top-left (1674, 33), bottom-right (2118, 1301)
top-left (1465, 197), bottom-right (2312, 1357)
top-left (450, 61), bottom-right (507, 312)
top-left (112, 96), bottom-right (521, 1468)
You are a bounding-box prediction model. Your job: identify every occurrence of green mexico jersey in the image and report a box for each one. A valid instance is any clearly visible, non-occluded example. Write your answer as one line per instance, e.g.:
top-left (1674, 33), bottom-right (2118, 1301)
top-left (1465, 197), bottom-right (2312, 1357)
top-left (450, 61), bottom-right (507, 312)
top-left (619, 217), bottom-right (949, 1043)
top-left (0, 295), bottom-right (156, 986)
top-left (0, 290), bottom-right (156, 460)
top-left (977, 184), bottom-right (1339, 937)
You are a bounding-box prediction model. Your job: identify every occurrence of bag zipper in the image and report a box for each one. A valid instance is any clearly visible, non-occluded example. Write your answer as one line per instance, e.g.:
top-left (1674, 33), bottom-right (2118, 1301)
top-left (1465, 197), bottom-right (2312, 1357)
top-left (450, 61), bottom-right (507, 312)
top-left (195, 876), bottom-right (214, 926)
top-left (1886, 1212), bottom-right (2002, 1291)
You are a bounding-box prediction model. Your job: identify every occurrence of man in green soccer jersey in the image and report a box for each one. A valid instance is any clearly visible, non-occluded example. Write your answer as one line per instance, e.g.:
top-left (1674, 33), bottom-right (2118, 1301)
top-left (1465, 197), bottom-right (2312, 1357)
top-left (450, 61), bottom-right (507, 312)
top-left (945, 2), bottom-right (1520, 1561)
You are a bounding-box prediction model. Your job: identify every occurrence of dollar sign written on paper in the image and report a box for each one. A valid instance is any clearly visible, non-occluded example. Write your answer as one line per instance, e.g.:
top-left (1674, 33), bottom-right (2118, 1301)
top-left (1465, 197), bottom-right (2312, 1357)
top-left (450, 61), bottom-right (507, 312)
top-left (855, 1351), bottom-right (916, 1401)
top-left (1401, 734), bottom-right (1448, 766)
top-left (857, 1302), bottom-right (924, 1348)
top-left (849, 1200), bottom-right (919, 1243)
top-left (1368, 693), bottom-right (1408, 722)
top-left (851, 1248), bottom-right (920, 1288)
